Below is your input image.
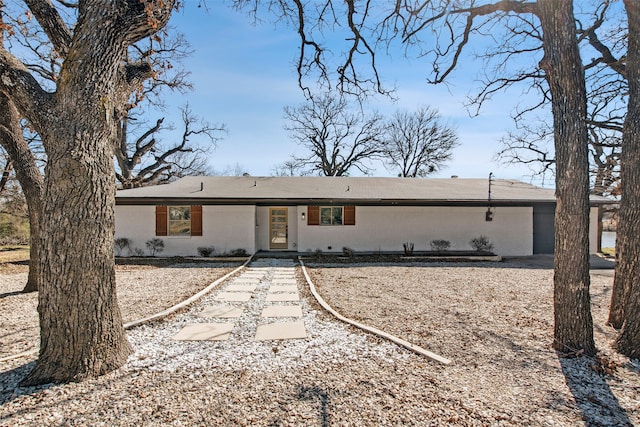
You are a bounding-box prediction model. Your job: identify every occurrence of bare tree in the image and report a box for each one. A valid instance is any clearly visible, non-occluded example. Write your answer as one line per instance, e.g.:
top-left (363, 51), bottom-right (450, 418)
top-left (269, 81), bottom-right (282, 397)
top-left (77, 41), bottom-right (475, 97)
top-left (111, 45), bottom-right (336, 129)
top-left (113, 31), bottom-right (225, 188)
top-left (382, 106), bottom-right (459, 177)
top-left (2, 6), bottom-right (210, 296)
top-left (492, 2), bottom-right (625, 198)
top-left (211, 162), bottom-right (249, 176)
top-left (114, 104), bottom-right (225, 189)
top-left (283, 93), bottom-right (384, 176)
top-left (537, 0), bottom-right (595, 355)
top-left (610, 0), bottom-right (640, 358)
top-left (0, 0), bottom-right (175, 385)
top-left (0, 91), bottom-right (44, 294)
top-left (0, 4), bottom-right (50, 293)
top-left (558, 0), bottom-right (640, 357)
top-left (272, 159), bottom-right (310, 177)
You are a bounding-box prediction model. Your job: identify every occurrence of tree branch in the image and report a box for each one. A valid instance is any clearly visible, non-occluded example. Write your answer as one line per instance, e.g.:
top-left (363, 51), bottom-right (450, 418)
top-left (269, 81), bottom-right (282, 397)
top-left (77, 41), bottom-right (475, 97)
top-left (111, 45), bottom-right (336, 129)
top-left (24, 0), bottom-right (72, 57)
top-left (423, 1), bottom-right (538, 84)
top-left (0, 49), bottom-right (52, 129)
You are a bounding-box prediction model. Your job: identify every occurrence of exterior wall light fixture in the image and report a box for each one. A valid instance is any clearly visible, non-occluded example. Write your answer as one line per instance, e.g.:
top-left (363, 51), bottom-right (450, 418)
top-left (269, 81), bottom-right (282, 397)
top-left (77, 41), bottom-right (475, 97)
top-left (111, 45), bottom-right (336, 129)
top-left (486, 208), bottom-right (493, 222)
top-left (301, 212), bottom-right (306, 220)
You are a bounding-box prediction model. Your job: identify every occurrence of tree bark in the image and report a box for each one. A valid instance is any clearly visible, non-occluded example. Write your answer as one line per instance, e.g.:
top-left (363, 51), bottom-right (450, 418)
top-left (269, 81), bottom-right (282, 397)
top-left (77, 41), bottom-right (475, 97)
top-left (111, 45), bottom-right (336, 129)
top-left (537, 0), bottom-right (595, 355)
top-left (0, 159), bottom-right (12, 193)
top-left (612, 0), bottom-right (640, 358)
top-left (19, 20), bottom-right (131, 387)
top-left (22, 108), bottom-right (132, 384)
top-left (0, 93), bottom-right (43, 293)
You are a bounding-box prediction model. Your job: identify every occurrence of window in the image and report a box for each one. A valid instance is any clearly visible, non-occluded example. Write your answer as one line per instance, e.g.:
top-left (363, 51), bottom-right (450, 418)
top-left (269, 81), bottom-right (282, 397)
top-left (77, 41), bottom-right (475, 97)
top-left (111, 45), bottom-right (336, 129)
top-left (169, 206), bottom-right (191, 236)
top-left (306, 205), bottom-right (355, 226)
top-left (320, 206), bottom-right (343, 225)
top-left (155, 205), bottom-right (203, 237)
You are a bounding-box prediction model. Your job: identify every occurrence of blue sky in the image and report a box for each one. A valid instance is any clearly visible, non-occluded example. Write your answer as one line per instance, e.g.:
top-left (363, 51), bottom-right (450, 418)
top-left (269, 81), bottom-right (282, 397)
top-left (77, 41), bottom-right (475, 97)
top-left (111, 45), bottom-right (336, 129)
top-left (154, 2), bottom-right (550, 185)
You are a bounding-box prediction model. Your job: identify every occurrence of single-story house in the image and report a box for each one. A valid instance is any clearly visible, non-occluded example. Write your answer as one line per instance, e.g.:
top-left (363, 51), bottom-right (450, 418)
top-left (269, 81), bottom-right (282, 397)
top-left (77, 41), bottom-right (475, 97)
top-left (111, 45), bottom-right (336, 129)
top-left (115, 175), bottom-right (610, 257)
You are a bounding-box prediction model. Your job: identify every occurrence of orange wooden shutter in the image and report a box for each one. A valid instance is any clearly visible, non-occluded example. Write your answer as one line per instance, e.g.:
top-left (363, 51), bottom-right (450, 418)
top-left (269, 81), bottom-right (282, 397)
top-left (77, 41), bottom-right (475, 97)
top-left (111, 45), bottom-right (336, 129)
top-left (155, 206), bottom-right (168, 236)
top-left (344, 205), bottom-right (356, 225)
top-left (191, 205), bottom-right (203, 236)
top-left (307, 206), bottom-right (319, 225)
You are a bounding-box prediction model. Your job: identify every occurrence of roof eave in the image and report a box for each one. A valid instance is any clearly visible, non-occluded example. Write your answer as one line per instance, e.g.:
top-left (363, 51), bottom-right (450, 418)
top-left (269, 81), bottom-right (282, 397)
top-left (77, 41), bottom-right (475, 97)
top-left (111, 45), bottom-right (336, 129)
top-left (115, 196), bottom-right (563, 206)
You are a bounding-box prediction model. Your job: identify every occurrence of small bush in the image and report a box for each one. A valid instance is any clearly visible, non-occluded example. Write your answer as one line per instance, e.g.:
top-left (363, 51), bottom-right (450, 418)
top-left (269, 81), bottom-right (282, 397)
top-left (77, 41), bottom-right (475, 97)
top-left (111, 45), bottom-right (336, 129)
top-left (403, 242), bottom-right (414, 255)
top-left (228, 248), bottom-right (248, 257)
top-left (114, 237), bottom-right (132, 257)
top-left (131, 247), bottom-right (145, 257)
top-left (145, 238), bottom-right (164, 256)
top-left (470, 235), bottom-right (494, 252)
top-left (197, 246), bottom-right (215, 257)
top-left (342, 246), bottom-right (355, 258)
top-left (430, 239), bottom-right (451, 252)
top-left (312, 248), bottom-right (324, 259)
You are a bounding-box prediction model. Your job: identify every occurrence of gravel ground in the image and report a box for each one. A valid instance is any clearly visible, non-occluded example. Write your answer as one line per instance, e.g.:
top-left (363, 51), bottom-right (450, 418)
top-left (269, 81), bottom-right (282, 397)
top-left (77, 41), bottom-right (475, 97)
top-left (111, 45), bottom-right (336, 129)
top-left (0, 260), bottom-right (240, 358)
top-left (1, 257), bottom-right (639, 426)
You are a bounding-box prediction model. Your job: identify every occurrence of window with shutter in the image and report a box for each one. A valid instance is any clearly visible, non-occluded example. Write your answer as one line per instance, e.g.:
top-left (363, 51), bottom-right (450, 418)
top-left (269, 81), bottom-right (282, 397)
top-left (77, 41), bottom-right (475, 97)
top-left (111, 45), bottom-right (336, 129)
top-left (307, 205), bottom-right (355, 226)
top-left (156, 205), bottom-right (203, 236)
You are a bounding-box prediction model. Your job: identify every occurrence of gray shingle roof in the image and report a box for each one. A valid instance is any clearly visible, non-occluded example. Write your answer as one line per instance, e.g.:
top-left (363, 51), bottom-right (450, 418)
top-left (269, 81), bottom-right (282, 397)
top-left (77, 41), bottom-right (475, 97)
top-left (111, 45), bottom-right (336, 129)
top-left (115, 176), bottom-right (609, 206)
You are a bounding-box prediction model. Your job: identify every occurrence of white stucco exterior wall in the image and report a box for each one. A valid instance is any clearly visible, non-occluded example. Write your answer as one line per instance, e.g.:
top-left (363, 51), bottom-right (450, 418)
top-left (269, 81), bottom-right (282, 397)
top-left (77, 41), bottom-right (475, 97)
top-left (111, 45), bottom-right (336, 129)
top-left (115, 204), bottom-right (602, 257)
top-left (296, 205), bottom-right (534, 256)
top-left (115, 205), bottom-right (256, 257)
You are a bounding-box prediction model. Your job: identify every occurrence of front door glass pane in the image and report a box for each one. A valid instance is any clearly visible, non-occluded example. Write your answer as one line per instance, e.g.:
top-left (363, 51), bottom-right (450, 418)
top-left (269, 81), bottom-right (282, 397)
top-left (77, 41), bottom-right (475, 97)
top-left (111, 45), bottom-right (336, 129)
top-left (270, 208), bottom-right (288, 249)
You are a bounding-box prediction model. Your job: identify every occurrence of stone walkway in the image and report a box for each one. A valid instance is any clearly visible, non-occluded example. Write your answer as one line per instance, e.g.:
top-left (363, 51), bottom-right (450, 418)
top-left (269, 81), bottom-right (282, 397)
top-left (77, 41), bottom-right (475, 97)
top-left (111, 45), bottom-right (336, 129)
top-left (172, 258), bottom-right (307, 342)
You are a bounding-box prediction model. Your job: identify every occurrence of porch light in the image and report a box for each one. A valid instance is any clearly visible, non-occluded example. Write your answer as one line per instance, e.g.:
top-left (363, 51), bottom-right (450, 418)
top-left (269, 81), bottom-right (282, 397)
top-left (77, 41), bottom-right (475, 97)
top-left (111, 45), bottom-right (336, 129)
top-left (486, 208), bottom-right (493, 222)
top-left (301, 212), bottom-right (306, 220)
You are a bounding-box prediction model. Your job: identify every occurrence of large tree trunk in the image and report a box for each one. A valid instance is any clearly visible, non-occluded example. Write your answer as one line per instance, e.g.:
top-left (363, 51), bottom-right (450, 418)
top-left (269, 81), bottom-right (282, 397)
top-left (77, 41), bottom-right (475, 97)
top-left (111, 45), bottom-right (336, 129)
top-left (19, 64), bottom-right (133, 383)
top-left (538, 0), bottom-right (595, 355)
top-left (21, 107), bottom-right (131, 385)
top-left (0, 93), bottom-right (44, 293)
top-left (612, 0), bottom-right (640, 358)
